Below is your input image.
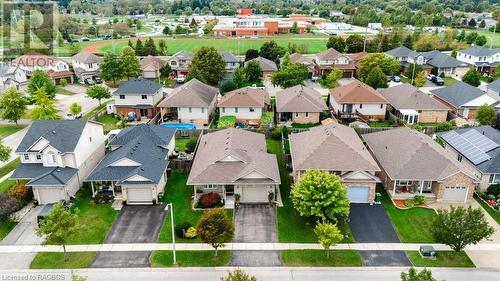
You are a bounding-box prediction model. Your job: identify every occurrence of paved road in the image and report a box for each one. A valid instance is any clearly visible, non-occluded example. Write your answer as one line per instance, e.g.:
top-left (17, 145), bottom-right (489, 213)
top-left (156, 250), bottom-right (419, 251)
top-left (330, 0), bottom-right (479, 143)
top-left (231, 204), bottom-right (281, 267)
top-left (90, 205), bottom-right (166, 268)
top-left (1, 267), bottom-right (499, 281)
top-left (56, 86), bottom-right (100, 116)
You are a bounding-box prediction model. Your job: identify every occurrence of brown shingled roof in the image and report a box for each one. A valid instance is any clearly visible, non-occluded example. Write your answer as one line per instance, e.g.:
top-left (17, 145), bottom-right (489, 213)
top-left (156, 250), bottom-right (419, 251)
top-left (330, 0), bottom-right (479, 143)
top-left (378, 84), bottom-right (448, 111)
top-left (276, 85), bottom-right (328, 113)
top-left (218, 87), bottom-right (269, 108)
top-left (316, 48), bottom-right (342, 61)
top-left (329, 79), bottom-right (388, 104)
top-left (158, 78), bottom-right (218, 107)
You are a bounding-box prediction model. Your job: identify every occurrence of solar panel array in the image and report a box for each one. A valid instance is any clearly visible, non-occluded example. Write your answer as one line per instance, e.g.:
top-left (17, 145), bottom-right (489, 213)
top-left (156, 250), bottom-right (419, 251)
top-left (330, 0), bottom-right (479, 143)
top-left (441, 130), bottom-right (499, 165)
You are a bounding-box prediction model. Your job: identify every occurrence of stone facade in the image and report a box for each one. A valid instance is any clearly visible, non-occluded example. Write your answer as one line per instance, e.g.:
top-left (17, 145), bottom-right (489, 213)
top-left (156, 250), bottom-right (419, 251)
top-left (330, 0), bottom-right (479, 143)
top-left (344, 180), bottom-right (377, 202)
top-left (418, 110), bottom-right (448, 123)
top-left (432, 172), bottom-right (476, 201)
top-left (291, 112), bottom-right (320, 124)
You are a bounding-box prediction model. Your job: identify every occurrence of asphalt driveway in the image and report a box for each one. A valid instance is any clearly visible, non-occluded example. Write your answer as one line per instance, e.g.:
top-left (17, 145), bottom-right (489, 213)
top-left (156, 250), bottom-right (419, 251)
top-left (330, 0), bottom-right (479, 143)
top-left (359, 251), bottom-right (412, 267)
top-left (231, 204), bottom-right (281, 267)
top-left (90, 205), bottom-right (166, 268)
top-left (348, 204), bottom-right (400, 243)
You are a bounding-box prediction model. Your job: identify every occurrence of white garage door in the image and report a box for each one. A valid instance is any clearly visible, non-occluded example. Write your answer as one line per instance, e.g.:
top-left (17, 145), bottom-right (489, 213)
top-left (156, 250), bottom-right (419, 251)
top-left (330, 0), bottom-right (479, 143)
top-left (347, 186), bottom-right (370, 203)
top-left (36, 188), bottom-right (64, 204)
top-left (241, 186), bottom-right (268, 203)
top-left (126, 187), bottom-right (153, 204)
top-left (442, 186), bottom-right (468, 202)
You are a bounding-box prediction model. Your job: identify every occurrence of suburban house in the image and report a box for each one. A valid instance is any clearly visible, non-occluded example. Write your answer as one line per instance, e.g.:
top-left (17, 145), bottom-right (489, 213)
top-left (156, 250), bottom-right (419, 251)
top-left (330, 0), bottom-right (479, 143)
top-left (71, 51), bottom-right (101, 82)
top-left (86, 125), bottom-right (176, 205)
top-left (167, 50), bottom-right (193, 76)
top-left (112, 78), bottom-right (164, 120)
top-left (456, 46), bottom-right (500, 76)
top-left (140, 55), bottom-right (167, 79)
top-left (289, 124), bottom-right (381, 203)
top-left (289, 53), bottom-right (318, 78)
top-left (11, 53), bottom-right (74, 84)
top-left (364, 127), bottom-right (478, 203)
top-left (438, 126), bottom-right (500, 191)
top-left (378, 84), bottom-right (449, 124)
top-left (217, 87), bottom-right (270, 124)
top-left (0, 62), bottom-right (27, 91)
top-left (219, 51), bottom-right (240, 80)
top-left (329, 79), bottom-right (387, 121)
top-left (245, 56), bottom-right (278, 80)
top-left (187, 128), bottom-right (280, 206)
top-left (276, 85), bottom-right (328, 124)
top-left (10, 120), bottom-right (105, 205)
top-left (158, 78), bottom-right (219, 127)
top-left (431, 81), bottom-right (499, 119)
top-left (385, 46), bottom-right (470, 77)
top-left (486, 79), bottom-right (500, 98)
top-left (314, 48), bottom-right (358, 77)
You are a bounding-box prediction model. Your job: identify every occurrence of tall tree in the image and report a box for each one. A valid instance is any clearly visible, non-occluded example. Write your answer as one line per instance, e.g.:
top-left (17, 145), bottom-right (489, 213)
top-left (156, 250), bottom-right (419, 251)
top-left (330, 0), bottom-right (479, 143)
top-left (290, 22), bottom-right (298, 34)
top-left (30, 88), bottom-right (60, 120)
top-left (271, 53), bottom-right (308, 88)
top-left (0, 87), bottom-right (27, 125)
top-left (135, 39), bottom-right (145, 56)
top-left (144, 37), bottom-right (158, 56)
top-left (244, 49), bottom-right (259, 61)
top-left (28, 70), bottom-right (57, 99)
top-left (0, 142), bottom-right (12, 162)
top-left (432, 206), bottom-right (494, 252)
top-left (365, 66), bottom-right (389, 89)
top-left (476, 105), bottom-right (497, 126)
top-left (322, 69), bottom-right (343, 88)
top-left (100, 53), bottom-right (122, 85)
top-left (345, 34), bottom-right (364, 53)
top-left (326, 36), bottom-right (346, 52)
top-left (291, 170), bottom-right (350, 222)
top-left (462, 69), bottom-right (481, 87)
top-left (158, 39), bottom-right (167, 56)
top-left (197, 208), bottom-right (234, 256)
top-left (358, 53), bottom-right (400, 81)
top-left (259, 41), bottom-right (286, 63)
top-left (314, 221), bottom-right (343, 257)
top-left (86, 85), bottom-right (111, 105)
top-left (188, 46), bottom-right (226, 86)
top-left (119, 47), bottom-right (141, 80)
top-left (243, 61), bottom-right (262, 84)
top-left (232, 67), bottom-right (247, 87)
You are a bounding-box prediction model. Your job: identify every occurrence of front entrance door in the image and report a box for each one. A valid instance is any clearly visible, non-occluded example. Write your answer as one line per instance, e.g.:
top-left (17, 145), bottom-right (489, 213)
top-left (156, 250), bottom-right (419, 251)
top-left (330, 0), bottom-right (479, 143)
top-left (140, 108), bottom-right (148, 117)
top-left (345, 104), bottom-right (353, 113)
top-left (226, 185), bottom-right (234, 196)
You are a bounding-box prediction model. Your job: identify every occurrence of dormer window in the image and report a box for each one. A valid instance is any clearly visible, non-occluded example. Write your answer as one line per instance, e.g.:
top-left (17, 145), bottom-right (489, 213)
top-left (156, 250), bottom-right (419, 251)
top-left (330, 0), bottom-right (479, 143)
top-left (141, 95), bottom-right (147, 100)
top-left (119, 95), bottom-right (125, 99)
top-left (23, 154), bottom-right (29, 161)
top-left (36, 154), bottom-right (42, 160)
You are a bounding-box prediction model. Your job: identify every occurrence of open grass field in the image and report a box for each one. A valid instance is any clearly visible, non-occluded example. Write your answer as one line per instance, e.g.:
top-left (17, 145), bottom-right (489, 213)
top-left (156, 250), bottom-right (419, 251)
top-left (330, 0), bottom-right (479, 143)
top-left (458, 29), bottom-right (500, 47)
top-left (150, 250), bottom-right (231, 267)
top-left (406, 251), bottom-right (475, 267)
top-left (30, 252), bottom-right (97, 269)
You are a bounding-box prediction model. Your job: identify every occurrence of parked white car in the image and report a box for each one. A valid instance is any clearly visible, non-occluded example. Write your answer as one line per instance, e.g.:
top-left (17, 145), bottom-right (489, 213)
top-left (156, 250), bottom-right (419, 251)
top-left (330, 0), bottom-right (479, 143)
top-left (176, 74), bottom-right (186, 83)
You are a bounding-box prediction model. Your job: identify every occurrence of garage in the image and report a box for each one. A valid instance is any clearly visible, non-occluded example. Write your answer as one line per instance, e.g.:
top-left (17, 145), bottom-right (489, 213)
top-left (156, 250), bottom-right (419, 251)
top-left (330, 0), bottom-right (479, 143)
top-left (442, 186), bottom-right (468, 202)
top-left (126, 187), bottom-right (154, 205)
top-left (36, 187), bottom-right (64, 204)
top-left (241, 186), bottom-right (268, 203)
top-left (347, 186), bottom-right (370, 203)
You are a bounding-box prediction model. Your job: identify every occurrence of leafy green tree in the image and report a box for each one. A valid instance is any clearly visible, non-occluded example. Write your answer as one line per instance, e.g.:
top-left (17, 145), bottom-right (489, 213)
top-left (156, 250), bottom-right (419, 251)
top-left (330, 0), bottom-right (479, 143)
top-left (365, 66), bottom-right (388, 89)
top-left (232, 68), bottom-right (247, 87)
top-left (197, 208), bottom-right (234, 256)
top-left (271, 54), bottom-right (308, 88)
top-left (144, 37), bottom-right (158, 56)
top-left (244, 49), bottom-right (259, 61)
top-left (314, 221), bottom-right (343, 257)
top-left (221, 269), bottom-right (257, 281)
top-left (322, 69), bottom-right (343, 88)
top-left (291, 170), bottom-right (350, 222)
top-left (0, 142), bottom-right (12, 162)
top-left (476, 105), bottom-right (497, 126)
top-left (162, 26), bottom-right (171, 35)
top-left (188, 46), bottom-right (226, 86)
top-left (28, 70), bottom-right (57, 99)
top-left (158, 39), bottom-right (167, 56)
top-left (259, 41), bottom-right (286, 63)
top-left (119, 47), bottom-right (141, 79)
top-left (401, 268), bottom-right (436, 281)
top-left (135, 39), bottom-right (145, 56)
top-left (358, 53), bottom-right (400, 81)
top-left (465, 32), bottom-right (478, 44)
top-left (345, 34), bottom-right (364, 53)
top-left (100, 53), bottom-right (122, 85)
top-left (244, 61), bottom-right (262, 84)
top-left (59, 78), bottom-right (68, 87)
top-left (462, 69), bottom-right (481, 87)
top-left (456, 30), bottom-right (466, 41)
top-left (220, 80), bottom-right (237, 94)
top-left (69, 102), bottom-right (82, 116)
top-left (0, 87), bottom-right (27, 125)
top-left (475, 35), bottom-right (487, 46)
top-left (159, 64), bottom-right (172, 79)
top-left (326, 36), bottom-right (346, 52)
top-left (31, 88), bottom-right (60, 120)
top-left (36, 203), bottom-right (78, 259)
top-left (403, 34), bottom-right (413, 49)
top-left (413, 72), bottom-right (427, 87)
top-left (432, 206), bottom-right (494, 252)
top-left (290, 22), bottom-right (298, 34)
top-left (86, 85), bottom-right (111, 105)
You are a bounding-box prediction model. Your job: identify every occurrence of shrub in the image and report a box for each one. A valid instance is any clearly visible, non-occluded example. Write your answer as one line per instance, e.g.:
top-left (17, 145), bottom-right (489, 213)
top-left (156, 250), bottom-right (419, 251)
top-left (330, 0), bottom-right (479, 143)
top-left (260, 111), bottom-right (274, 126)
top-left (220, 80), bottom-right (237, 94)
top-left (413, 194), bottom-right (426, 206)
top-left (439, 72), bottom-right (445, 78)
top-left (0, 193), bottom-right (23, 220)
top-left (93, 192), bottom-right (114, 204)
top-left (174, 221), bottom-right (192, 238)
top-left (270, 127), bottom-right (282, 140)
top-left (404, 198), bottom-right (415, 208)
top-left (185, 138), bottom-right (198, 153)
top-left (59, 78), bottom-right (68, 87)
top-left (487, 184), bottom-right (500, 198)
top-left (436, 121), bottom-right (455, 132)
top-left (198, 192), bottom-right (222, 208)
top-left (185, 227), bottom-right (197, 239)
top-left (217, 115), bottom-right (236, 128)
top-left (8, 182), bottom-right (32, 202)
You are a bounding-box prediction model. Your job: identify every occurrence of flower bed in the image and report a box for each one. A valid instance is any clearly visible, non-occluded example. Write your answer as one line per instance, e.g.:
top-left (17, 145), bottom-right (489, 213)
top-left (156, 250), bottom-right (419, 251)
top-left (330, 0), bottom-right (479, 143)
top-left (475, 192), bottom-right (500, 212)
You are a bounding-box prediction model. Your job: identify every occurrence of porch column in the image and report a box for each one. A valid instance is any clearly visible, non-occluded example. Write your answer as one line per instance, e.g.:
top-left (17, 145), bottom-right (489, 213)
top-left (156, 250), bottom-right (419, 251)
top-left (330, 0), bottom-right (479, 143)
top-left (419, 181), bottom-right (424, 195)
top-left (160, 107), bottom-right (164, 123)
top-left (91, 182), bottom-right (95, 198)
top-left (111, 181), bottom-right (115, 197)
top-left (392, 181), bottom-right (396, 196)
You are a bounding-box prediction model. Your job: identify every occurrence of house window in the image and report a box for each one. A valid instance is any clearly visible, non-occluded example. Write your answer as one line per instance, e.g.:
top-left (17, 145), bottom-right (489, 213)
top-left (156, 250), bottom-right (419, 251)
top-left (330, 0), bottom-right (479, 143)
top-left (170, 61), bottom-right (177, 66)
top-left (396, 180), bottom-right (411, 186)
top-left (89, 137), bottom-right (92, 143)
top-left (249, 107), bottom-right (255, 112)
top-left (36, 154), bottom-right (42, 160)
top-left (23, 154), bottom-right (29, 161)
top-left (205, 184), bottom-right (217, 189)
top-left (305, 112), bottom-right (309, 117)
top-left (119, 95), bottom-right (125, 99)
top-left (359, 104), bottom-right (363, 109)
top-left (235, 107), bottom-right (238, 113)
top-left (201, 107), bottom-right (205, 113)
top-left (222, 107), bottom-right (225, 113)
top-left (47, 153), bottom-right (56, 164)
top-left (380, 104), bottom-right (384, 109)
top-left (295, 112), bottom-right (298, 117)
top-left (141, 95), bottom-right (147, 100)
top-left (188, 107), bottom-right (192, 113)
top-left (457, 154), bottom-right (463, 162)
top-left (490, 174), bottom-right (500, 184)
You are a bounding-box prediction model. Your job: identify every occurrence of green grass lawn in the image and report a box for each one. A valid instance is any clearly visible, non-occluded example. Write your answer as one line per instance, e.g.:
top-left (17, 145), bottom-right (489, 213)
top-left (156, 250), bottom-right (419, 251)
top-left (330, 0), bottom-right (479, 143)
top-left (46, 187), bottom-right (117, 245)
top-left (266, 139), bottom-right (354, 243)
top-left (406, 251), bottom-right (475, 267)
top-left (0, 158), bottom-right (19, 179)
top-left (157, 171), bottom-right (232, 243)
top-left (0, 179), bottom-right (15, 194)
top-left (458, 29), bottom-right (500, 47)
top-left (281, 250), bottom-right (362, 266)
top-left (56, 86), bottom-right (76, 96)
top-left (97, 114), bottom-right (120, 131)
top-left (369, 121), bottom-right (392, 128)
top-left (175, 138), bottom-right (195, 152)
top-left (150, 250), bottom-right (231, 267)
top-left (443, 77), bottom-right (458, 86)
top-left (83, 101), bottom-right (109, 120)
top-left (0, 125), bottom-right (25, 139)
top-left (291, 123), bottom-right (318, 128)
top-left (0, 219), bottom-right (17, 241)
top-left (474, 195), bottom-right (500, 225)
top-left (381, 191), bottom-right (436, 243)
top-left (30, 252), bottom-right (96, 269)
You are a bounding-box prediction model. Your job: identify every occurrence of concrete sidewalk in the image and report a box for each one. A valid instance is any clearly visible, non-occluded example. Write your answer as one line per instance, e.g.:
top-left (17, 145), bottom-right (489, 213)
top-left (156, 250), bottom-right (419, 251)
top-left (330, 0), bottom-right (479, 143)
top-left (2, 242), bottom-right (500, 253)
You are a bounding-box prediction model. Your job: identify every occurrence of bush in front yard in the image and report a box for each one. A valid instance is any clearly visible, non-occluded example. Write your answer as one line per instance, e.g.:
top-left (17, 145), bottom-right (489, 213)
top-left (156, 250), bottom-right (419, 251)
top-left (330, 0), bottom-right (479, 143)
top-left (174, 221), bottom-right (192, 238)
top-left (0, 193), bottom-right (23, 220)
top-left (93, 192), bottom-right (114, 204)
top-left (198, 192), bottom-right (222, 208)
top-left (8, 182), bottom-right (32, 202)
top-left (185, 227), bottom-right (197, 239)
top-left (487, 184), bottom-right (500, 198)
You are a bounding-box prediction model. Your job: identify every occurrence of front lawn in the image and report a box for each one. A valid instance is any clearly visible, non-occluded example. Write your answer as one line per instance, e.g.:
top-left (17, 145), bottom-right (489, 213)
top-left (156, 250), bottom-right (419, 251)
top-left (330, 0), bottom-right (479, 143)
top-left (0, 179), bottom-right (15, 194)
top-left (150, 250), bottom-right (231, 267)
top-left (0, 158), bottom-right (20, 179)
top-left (56, 86), bottom-right (76, 96)
top-left (266, 139), bottom-right (354, 243)
top-left (46, 186), bottom-right (117, 245)
top-left (406, 251), bottom-right (475, 267)
top-left (0, 125), bottom-right (25, 139)
top-left (280, 250), bottom-right (362, 266)
top-left (443, 77), bottom-right (458, 86)
top-left (83, 101), bottom-right (109, 120)
top-left (381, 191), bottom-right (436, 243)
top-left (30, 252), bottom-right (96, 269)
top-left (474, 195), bottom-right (500, 225)
top-left (0, 219), bottom-right (17, 241)
top-left (97, 114), bottom-right (120, 131)
top-left (157, 171), bottom-right (232, 243)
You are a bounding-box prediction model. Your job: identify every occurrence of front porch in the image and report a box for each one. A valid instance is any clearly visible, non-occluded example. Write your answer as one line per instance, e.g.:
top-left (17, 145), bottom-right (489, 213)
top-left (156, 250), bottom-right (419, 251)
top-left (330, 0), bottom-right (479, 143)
top-left (89, 181), bottom-right (123, 210)
top-left (193, 184), bottom-right (283, 209)
top-left (388, 180), bottom-right (436, 201)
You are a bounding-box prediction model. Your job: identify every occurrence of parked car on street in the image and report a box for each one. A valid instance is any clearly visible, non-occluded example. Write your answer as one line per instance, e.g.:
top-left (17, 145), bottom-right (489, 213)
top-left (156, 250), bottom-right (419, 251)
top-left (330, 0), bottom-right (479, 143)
top-left (434, 76), bottom-right (445, 86)
top-left (93, 76), bottom-right (102, 84)
top-left (427, 74), bottom-right (435, 81)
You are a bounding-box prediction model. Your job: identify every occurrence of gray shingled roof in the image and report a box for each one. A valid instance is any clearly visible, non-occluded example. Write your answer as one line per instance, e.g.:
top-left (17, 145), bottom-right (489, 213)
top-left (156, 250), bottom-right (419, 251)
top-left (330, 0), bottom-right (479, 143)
top-left (431, 81), bottom-right (485, 108)
top-left (437, 126), bottom-right (500, 174)
top-left (385, 46), bottom-right (418, 58)
top-left (219, 51), bottom-right (239, 63)
top-left (11, 164), bottom-right (78, 186)
top-left (86, 125), bottom-right (176, 184)
top-left (459, 46), bottom-right (500, 57)
top-left (378, 84), bottom-right (448, 111)
top-left (158, 78), bottom-right (218, 107)
top-left (72, 51), bottom-right (101, 64)
top-left (276, 85), bottom-right (328, 113)
top-left (487, 79), bottom-right (500, 93)
top-left (16, 120), bottom-right (88, 153)
top-left (422, 50), bottom-right (465, 68)
top-left (114, 78), bottom-right (162, 95)
top-left (245, 56), bottom-right (278, 72)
